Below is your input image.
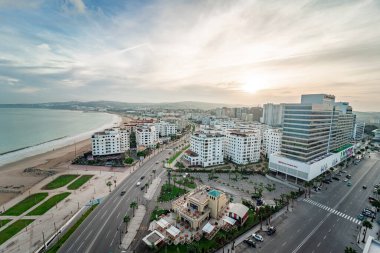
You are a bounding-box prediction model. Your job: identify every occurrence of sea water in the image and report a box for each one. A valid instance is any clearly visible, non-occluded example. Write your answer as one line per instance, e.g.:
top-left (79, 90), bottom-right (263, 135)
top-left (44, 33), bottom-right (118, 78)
top-left (0, 108), bottom-right (121, 166)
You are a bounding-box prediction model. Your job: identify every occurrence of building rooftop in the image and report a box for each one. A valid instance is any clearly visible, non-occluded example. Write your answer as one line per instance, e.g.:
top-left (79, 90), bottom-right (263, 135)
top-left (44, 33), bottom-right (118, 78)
top-left (189, 190), bottom-right (209, 204)
top-left (142, 230), bottom-right (165, 246)
top-left (363, 236), bottom-right (380, 253)
top-left (228, 203), bottom-right (249, 218)
top-left (208, 189), bottom-right (221, 198)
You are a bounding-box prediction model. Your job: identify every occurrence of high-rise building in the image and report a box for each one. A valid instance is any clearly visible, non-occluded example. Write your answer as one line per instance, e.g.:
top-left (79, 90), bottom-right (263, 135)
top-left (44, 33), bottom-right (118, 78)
top-left (353, 121), bottom-right (365, 141)
top-left (155, 121), bottom-right (177, 137)
top-left (250, 107), bottom-right (263, 122)
top-left (184, 132), bottom-right (224, 167)
top-left (91, 128), bottom-right (130, 156)
top-left (262, 103), bottom-right (284, 127)
top-left (263, 128), bottom-right (282, 157)
top-left (269, 94), bottom-right (355, 182)
top-left (136, 124), bottom-right (159, 148)
top-left (224, 129), bottom-right (261, 164)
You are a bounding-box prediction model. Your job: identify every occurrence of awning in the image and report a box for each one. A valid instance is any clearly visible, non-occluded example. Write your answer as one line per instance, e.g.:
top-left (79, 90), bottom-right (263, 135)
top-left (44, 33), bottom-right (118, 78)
top-left (223, 216), bottom-right (237, 225)
top-left (156, 218), bottom-right (170, 228)
top-left (202, 222), bottom-right (215, 234)
top-left (166, 226), bottom-right (180, 237)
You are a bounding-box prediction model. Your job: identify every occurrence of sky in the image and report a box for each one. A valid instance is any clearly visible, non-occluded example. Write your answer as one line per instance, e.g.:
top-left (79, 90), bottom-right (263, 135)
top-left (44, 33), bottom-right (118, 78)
top-left (0, 0), bottom-right (380, 111)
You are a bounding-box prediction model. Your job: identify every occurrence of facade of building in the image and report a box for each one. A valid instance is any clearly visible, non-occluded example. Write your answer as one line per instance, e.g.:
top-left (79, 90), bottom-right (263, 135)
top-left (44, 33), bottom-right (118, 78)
top-left (91, 128), bottom-right (130, 156)
top-left (184, 132), bottom-right (224, 167)
top-left (224, 130), bottom-right (261, 164)
top-left (263, 128), bottom-right (282, 157)
top-left (269, 94), bottom-right (355, 181)
top-left (136, 124), bottom-right (159, 148)
top-left (262, 103), bottom-right (284, 127)
top-left (353, 120), bottom-right (365, 141)
top-left (172, 186), bottom-right (229, 229)
top-left (156, 121), bottom-right (177, 137)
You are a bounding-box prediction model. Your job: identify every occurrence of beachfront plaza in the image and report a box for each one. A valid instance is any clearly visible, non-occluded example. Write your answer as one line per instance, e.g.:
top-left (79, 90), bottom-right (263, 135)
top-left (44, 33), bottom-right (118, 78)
top-left (143, 186), bottom-right (249, 247)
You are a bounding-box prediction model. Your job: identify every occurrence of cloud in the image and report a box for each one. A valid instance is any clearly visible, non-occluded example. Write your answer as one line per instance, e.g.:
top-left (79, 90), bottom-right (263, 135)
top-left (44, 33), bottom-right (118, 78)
top-left (13, 87), bottom-right (41, 94)
top-left (0, 0), bottom-right (380, 111)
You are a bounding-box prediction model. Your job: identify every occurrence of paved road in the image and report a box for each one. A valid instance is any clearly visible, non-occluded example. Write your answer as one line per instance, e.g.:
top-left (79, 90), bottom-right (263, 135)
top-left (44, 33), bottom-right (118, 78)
top-left (236, 152), bottom-right (380, 253)
top-left (58, 148), bottom-right (173, 253)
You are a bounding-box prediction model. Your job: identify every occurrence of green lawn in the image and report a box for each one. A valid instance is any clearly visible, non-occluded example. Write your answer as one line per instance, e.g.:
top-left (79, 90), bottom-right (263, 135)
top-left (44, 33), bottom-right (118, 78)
top-left (0, 193), bottom-right (48, 216)
top-left (158, 184), bottom-right (187, 202)
top-left (150, 208), bottom-right (170, 221)
top-left (27, 192), bottom-right (71, 216)
top-left (67, 175), bottom-right (93, 190)
top-left (174, 178), bottom-right (196, 189)
top-left (42, 175), bottom-right (79, 190)
top-left (45, 204), bottom-right (98, 253)
top-left (0, 219), bottom-right (34, 245)
top-left (0, 219), bottom-right (11, 228)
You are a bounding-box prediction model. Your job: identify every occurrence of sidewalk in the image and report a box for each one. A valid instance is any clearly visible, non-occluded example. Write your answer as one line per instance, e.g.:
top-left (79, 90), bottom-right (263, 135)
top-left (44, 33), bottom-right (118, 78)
top-left (121, 205), bottom-right (146, 250)
top-left (215, 206), bottom-right (291, 253)
top-left (357, 218), bottom-right (380, 249)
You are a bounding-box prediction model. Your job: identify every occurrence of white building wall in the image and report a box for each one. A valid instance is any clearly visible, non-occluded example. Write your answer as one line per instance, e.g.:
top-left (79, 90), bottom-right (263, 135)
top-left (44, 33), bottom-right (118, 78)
top-left (263, 128), bottom-right (282, 156)
top-left (190, 132), bottom-right (224, 167)
top-left (225, 130), bottom-right (261, 164)
top-left (136, 125), bottom-right (158, 148)
top-left (92, 128), bottom-right (130, 156)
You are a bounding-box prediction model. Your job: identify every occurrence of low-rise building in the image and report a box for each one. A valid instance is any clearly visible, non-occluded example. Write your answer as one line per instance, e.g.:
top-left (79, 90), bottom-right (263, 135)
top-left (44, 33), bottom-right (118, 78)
top-left (172, 186), bottom-right (229, 229)
top-left (91, 128), bottom-right (129, 156)
top-left (156, 121), bottom-right (177, 137)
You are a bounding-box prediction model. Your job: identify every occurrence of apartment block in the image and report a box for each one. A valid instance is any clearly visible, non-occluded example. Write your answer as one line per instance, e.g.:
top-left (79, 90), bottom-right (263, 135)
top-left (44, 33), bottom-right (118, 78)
top-left (224, 129), bottom-right (261, 164)
top-left (353, 120), bottom-right (365, 141)
top-left (136, 124), bottom-right (159, 148)
top-left (91, 128), bottom-right (130, 156)
top-left (263, 128), bottom-right (282, 157)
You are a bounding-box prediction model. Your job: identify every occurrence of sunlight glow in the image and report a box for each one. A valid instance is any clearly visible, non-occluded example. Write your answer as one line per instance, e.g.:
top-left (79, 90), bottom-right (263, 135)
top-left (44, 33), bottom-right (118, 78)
top-left (240, 74), bottom-right (270, 93)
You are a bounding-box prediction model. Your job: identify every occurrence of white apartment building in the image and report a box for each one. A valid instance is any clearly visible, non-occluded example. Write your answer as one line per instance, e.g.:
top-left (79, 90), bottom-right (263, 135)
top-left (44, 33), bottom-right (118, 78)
top-left (225, 130), bottom-right (261, 164)
top-left (136, 124), bottom-right (159, 148)
top-left (353, 120), bottom-right (365, 141)
top-left (262, 103), bottom-right (284, 127)
top-left (263, 128), bottom-right (282, 157)
top-left (91, 128), bottom-right (130, 156)
top-left (184, 132), bottom-right (224, 167)
top-left (156, 121), bottom-right (177, 137)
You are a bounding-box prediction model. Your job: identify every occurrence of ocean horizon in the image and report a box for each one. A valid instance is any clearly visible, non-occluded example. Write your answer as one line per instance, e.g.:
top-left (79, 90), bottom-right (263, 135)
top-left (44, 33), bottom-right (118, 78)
top-left (0, 108), bottom-right (121, 166)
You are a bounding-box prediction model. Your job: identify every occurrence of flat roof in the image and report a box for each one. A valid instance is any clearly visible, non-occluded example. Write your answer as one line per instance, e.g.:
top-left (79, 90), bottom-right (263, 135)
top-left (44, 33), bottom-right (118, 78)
top-left (208, 189), bottom-right (221, 198)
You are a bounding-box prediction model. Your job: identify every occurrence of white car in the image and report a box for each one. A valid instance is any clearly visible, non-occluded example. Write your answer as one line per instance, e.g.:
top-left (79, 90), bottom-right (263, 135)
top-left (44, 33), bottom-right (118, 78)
top-left (252, 233), bottom-right (264, 242)
top-left (343, 178), bottom-right (348, 182)
top-left (136, 181), bottom-right (141, 186)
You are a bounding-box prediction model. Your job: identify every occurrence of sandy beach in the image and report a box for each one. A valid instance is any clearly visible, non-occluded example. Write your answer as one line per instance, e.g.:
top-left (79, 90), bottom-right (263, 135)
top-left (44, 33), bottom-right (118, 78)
top-left (0, 114), bottom-right (130, 206)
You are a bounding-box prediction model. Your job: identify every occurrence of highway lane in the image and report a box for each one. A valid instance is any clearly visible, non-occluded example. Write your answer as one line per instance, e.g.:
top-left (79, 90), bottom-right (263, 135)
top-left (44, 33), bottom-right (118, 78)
top-left (236, 152), bottom-right (379, 253)
top-left (58, 147), bottom-right (173, 253)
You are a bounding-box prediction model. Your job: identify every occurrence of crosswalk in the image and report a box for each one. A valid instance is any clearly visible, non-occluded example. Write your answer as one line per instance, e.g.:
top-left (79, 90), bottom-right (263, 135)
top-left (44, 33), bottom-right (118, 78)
top-left (302, 198), bottom-right (361, 225)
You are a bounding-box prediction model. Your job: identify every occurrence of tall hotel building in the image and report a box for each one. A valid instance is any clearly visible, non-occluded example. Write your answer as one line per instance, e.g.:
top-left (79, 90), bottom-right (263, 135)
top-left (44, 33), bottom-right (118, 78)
top-left (269, 94), bottom-right (355, 182)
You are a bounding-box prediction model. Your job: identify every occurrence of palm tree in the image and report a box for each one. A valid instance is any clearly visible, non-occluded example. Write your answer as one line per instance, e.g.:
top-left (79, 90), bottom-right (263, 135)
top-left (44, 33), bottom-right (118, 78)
top-left (280, 193), bottom-right (286, 205)
top-left (362, 220), bottom-right (373, 243)
top-left (344, 246), bottom-right (357, 253)
top-left (152, 169), bottom-right (156, 178)
top-left (130, 201), bottom-right (138, 217)
top-left (106, 181), bottom-right (112, 192)
top-left (123, 215), bottom-right (130, 233)
top-left (264, 205), bottom-right (272, 225)
top-left (285, 194), bottom-right (291, 211)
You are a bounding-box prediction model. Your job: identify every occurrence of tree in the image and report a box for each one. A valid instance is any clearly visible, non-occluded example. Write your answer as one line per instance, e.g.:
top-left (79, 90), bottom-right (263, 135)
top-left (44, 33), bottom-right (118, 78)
top-left (344, 246), bottom-right (357, 253)
top-left (130, 201), bottom-right (138, 217)
top-left (264, 205), bottom-right (272, 225)
top-left (285, 194), bottom-right (291, 211)
top-left (123, 215), bottom-right (130, 233)
top-left (362, 220), bottom-right (373, 243)
top-left (106, 181), bottom-right (112, 192)
top-left (124, 157), bottom-right (134, 164)
top-left (152, 169), bottom-right (156, 178)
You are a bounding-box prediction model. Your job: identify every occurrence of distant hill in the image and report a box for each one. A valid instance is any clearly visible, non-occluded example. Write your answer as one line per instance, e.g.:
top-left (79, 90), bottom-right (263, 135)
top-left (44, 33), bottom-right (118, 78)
top-left (0, 100), bottom-right (242, 111)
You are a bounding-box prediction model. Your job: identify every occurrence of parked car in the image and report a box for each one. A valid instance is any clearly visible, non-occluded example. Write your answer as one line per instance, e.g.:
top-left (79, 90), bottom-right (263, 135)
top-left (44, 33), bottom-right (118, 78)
top-left (343, 178), bottom-right (348, 182)
top-left (347, 181), bottom-right (352, 187)
top-left (322, 180), bottom-right (330, 184)
top-left (140, 176), bottom-right (145, 180)
top-left (363, 185), bottom-right (367, 189)
top-left (369, 196), bottom-right (377, 202)
top-left (136, 181), bottom-right (141, 186)
top-left (332, 177), bottom-right (340, 181)
top-left (346, 174), bottom-right (352, 179)
top-left (256, 199), bottom-right (264, 206)
top-left (357, 214), bottom-right (365, 221)
top-left (243, 239), bottom-right (257, 247)
top-left (140, 186), bottom-right (145, 191)
top-left (362, 209), bottom-right (376, 218)
top-left (267, 226), bottom-right (276, 235)
top-left (252, 233), bottom-right (264, 242)
top-left (120, 191), bottom-right (126, 196)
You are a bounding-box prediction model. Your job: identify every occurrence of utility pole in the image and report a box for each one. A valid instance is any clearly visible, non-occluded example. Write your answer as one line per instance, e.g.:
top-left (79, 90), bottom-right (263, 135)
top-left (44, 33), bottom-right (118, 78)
top-left (42, 231), bottom-right (46, 250)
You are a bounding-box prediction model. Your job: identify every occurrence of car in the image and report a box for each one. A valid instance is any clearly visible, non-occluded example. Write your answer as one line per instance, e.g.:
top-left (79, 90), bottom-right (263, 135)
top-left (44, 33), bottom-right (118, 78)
top-left (363, 207), bottom-right (376, 215)
top-left (252, 233), bottom-right (264, 242)
top-left (336, 173), bottom-right (342, 177)
top-left (346, 175), bottom-right (352, 179)
top-left (342, 170), bottom-right (347, 173)
top-left (136, 181), bottom-right (141, 186)
top-left (363, 185), bottom-right (368, 189)
top-left (357, 214), bottom-right (365, 221)
top-left (155, 161), bottom-right (159, 164)
top-left (243, 239), bottom-right (256, 247)
top-left (347, 181), bottom-right (352, 187)
top-left (343, 178), bottom-right (348, 182)
top-left (141, 176), bottom-right (145, 180)
top-left (322, 180), bottom-right (330, 184)
top-left (332, 177), bottom-right (340, 181)
top-left (140, 186), bottom-right (145, 191)
top-left (120, 191), bottom-right (126, 196)
top-left (362, 210), bottom-right (376, 218)
top-left (267, 226), bottom-right (276, 235)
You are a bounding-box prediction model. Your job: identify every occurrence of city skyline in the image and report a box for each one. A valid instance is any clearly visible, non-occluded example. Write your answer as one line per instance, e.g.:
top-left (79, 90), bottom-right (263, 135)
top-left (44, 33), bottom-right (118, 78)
top-left (1, 0), bottom-right (380, 111)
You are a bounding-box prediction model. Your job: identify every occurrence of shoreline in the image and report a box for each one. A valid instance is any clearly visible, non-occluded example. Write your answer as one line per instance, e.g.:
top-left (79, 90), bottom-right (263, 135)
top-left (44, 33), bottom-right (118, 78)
top-left (0, 113), bottom-right (122, 167)
top-left (0, 113), bottom-right (128, 206)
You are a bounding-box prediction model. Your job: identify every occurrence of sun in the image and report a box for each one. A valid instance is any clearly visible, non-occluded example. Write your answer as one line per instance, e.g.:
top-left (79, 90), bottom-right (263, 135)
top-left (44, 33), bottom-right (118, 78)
top-left (240, 74), bottom-right (269, 93)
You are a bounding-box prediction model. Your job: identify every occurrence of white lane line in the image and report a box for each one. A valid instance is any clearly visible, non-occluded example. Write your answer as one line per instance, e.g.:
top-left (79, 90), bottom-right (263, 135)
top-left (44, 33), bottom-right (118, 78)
top-left (317, 242), bottom-right (321, 248)
top-left (282, 242), bottom-right (287, 246)
top-left (323, 235), bottom-right (326, 240)
top-left (117, 211), bottom-right (121, 219)
top-left (106, 230), bottom-right (111, 238)
top-left (77, 242), bottom-right (85, 252)
top-left (84, 230), bottom-right (93, 241)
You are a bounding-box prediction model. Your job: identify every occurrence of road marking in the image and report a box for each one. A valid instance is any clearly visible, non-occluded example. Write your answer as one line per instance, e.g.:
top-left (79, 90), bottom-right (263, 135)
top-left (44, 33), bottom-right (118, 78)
top-left (323, 235), bottom-right (326, 240)
top-left (77, 242), bottom-right (85, 252)
top-left (328, 229), bottom-right (331, 233)
top-left (317, 242), bottom-right (321, 248)
top-left (117, 211), bottom-right (121, 219)
top-left (84, 231), bottom-right (92, 241)
top-left (297, 229), bottom-right (301, 233)
top-left (282, 242), bottom-right (287, 246)
top-left (106, 230), bottom-right (111, 238)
